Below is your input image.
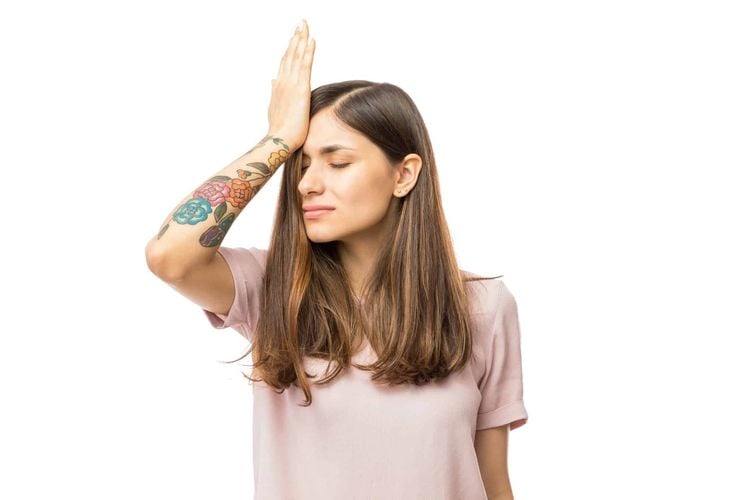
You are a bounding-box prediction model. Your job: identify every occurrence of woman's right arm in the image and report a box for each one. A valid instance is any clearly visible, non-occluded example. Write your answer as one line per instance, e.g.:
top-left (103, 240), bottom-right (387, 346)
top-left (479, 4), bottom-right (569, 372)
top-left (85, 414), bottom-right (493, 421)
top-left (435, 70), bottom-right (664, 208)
top-left (144, 133), bottom-right (292, 281)
top-left (146, 133), bottom-right (296, 281)
top-left (144, 19), bottom-right (315, 282)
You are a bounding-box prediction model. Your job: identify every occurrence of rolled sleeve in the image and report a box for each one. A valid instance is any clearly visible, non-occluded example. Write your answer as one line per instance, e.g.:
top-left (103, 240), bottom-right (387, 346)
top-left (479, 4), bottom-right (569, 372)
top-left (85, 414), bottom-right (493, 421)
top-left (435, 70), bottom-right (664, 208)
top-left (476, 280), bottom-right (529, 431)
top-left (202, 246), bottom-right (266, 342)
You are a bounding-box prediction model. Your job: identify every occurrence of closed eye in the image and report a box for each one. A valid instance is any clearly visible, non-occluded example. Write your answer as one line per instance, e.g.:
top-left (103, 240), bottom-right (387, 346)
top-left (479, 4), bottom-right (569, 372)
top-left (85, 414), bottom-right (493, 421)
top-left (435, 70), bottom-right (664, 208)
top-left (301, 163), bottom-right (350, 172)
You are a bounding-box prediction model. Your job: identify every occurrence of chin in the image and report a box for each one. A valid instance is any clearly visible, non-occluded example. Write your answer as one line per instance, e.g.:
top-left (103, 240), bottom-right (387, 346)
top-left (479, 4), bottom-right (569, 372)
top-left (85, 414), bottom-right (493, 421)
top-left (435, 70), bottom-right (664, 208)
top-left (305, 223), bottom-right (359, 244)
top-left (307, 236), bottom-right (335, 244)
top-left (304, 230), bottom-right (340, 244)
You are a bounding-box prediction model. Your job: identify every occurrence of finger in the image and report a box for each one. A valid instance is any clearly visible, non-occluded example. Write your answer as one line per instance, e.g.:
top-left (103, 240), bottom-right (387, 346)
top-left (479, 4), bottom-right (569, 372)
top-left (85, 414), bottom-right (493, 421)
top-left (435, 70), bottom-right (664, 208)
top-left (292, 26), bottom-right (310, 72)
top-left (290, 21), bottom-right (309, 67)
top-left (279, 24), bottom-right (302, 78)
top-left (279, 27), bottom-right (299, 77)
top-left (302, 37), bottom-right (315, 71)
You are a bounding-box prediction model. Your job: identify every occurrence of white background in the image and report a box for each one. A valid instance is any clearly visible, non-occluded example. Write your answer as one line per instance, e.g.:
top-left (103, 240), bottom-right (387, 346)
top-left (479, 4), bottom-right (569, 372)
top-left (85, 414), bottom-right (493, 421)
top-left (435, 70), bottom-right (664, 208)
top-left (1, 0), bottom-right (748, 498)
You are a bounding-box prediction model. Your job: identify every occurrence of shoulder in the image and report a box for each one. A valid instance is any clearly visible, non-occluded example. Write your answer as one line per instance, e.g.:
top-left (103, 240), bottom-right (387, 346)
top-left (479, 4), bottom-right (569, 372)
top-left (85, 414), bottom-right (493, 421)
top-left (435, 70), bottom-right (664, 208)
top-left (223, 246), bottom-right (267, 262)
top-left (461, 271), bottom-right (521, 378)
top-left (249, 246), bottom-right (268, 265)
top-left (460, 269), bottom-right (515, 320)
top-left (216, 246), bottom-right (269, 279)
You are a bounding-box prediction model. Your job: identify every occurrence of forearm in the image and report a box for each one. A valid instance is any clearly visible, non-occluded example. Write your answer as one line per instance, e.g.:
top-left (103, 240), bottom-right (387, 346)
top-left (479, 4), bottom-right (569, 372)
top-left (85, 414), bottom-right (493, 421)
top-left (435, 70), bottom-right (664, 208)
top-left (488, 494), bottom-right (514, 500)
top-left (145, 132), bottom-right (293, 279)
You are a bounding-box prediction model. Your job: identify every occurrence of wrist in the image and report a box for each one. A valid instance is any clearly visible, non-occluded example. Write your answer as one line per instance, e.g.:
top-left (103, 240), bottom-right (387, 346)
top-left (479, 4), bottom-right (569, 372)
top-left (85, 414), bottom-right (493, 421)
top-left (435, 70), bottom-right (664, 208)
top-left (266, 131), bottom-right (300, 151)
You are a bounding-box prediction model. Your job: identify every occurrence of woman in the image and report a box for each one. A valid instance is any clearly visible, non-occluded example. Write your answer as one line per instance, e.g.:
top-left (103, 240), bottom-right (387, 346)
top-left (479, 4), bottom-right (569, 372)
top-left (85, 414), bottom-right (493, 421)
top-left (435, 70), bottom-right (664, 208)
top-left (145, 19), bottom-right (528, 500)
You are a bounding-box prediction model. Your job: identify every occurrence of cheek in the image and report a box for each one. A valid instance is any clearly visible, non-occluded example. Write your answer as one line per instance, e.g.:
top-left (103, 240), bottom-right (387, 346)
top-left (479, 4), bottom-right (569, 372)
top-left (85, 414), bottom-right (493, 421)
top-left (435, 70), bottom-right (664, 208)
top-left (344, 182), bottom-right (392, 222)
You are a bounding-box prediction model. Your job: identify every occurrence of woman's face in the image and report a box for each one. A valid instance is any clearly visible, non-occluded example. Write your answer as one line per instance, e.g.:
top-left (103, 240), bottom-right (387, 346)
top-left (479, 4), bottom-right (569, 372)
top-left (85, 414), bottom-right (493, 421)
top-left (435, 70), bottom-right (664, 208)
top-left (297, 107), bottom-right (420, 244)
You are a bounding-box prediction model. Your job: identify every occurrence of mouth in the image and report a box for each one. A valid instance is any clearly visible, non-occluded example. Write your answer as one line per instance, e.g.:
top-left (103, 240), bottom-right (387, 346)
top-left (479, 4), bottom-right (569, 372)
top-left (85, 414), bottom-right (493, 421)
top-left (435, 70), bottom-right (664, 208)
top-left (303, 208), bottom-right (335, 220)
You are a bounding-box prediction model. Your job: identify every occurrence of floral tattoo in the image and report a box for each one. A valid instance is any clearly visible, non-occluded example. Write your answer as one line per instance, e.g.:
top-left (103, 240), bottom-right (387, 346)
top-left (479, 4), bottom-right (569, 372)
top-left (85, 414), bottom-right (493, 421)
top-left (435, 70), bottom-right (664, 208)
top-left (156, 135), bottom-right (290, 246)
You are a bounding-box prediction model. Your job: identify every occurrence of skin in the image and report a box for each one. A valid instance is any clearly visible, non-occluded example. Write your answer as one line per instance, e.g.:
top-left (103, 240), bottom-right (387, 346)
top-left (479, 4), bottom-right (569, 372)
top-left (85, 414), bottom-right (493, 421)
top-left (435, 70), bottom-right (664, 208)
top-left (297, 106), bottom-right (422, 295)
top-left (475, 424), bottom-right (514, 499)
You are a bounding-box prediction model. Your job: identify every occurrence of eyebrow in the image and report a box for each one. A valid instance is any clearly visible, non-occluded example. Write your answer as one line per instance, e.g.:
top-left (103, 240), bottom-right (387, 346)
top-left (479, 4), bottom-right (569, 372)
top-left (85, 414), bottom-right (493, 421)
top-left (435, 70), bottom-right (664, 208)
top-left (301, 144), bottom-right (355, 157)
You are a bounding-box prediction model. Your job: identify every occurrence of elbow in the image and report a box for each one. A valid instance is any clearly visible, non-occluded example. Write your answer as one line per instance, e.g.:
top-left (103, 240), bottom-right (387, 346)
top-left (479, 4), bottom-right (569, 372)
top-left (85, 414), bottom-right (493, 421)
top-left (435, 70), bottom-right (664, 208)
top-left (145, 244), bottom-right (183, 282)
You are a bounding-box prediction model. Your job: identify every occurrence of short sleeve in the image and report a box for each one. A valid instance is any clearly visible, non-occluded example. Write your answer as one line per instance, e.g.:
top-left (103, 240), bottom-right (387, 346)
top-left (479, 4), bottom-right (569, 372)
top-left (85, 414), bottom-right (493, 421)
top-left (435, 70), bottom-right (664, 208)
top-left (476, 280), bottom-right (529, 431)
top-left (202, 246), bottom-right (267, 342)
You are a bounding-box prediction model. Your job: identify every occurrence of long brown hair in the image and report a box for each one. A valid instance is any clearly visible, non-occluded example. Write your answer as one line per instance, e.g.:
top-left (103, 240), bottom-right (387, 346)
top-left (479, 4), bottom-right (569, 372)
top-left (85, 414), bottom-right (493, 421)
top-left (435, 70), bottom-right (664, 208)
top-left (230, 80), bottom-right (501, 406)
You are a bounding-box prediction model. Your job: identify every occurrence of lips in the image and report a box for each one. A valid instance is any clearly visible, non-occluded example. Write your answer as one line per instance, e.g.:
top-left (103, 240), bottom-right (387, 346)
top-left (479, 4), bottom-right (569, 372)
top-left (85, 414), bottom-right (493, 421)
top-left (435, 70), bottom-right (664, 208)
top-left (303, 205), bottom-right (335, 212)
top-left (303, 207), bottom-right (334, 220)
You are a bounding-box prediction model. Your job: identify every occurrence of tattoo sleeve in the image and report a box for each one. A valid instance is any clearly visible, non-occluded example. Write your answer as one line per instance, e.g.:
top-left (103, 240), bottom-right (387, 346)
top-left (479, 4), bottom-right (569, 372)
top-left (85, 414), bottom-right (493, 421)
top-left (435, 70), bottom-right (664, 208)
top-left (146, 134), bottom-right (290, 274)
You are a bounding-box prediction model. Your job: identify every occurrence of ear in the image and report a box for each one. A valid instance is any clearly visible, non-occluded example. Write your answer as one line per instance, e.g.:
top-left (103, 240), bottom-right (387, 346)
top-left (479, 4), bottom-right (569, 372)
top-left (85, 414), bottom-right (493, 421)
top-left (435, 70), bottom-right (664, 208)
top-left (393, 153), bottom-right (423, 197)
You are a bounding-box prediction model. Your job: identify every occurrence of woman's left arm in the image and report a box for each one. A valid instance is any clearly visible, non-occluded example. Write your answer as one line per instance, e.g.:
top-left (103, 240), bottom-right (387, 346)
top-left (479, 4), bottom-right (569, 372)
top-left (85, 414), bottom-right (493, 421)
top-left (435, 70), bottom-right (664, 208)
top-left (475, 424), bottom-right (514, 500)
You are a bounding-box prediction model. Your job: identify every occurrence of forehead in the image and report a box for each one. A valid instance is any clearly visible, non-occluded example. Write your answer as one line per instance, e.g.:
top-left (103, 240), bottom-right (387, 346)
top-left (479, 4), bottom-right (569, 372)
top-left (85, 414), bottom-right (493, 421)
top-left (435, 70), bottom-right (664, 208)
top-left (301, 110), bottom-right (361, 157)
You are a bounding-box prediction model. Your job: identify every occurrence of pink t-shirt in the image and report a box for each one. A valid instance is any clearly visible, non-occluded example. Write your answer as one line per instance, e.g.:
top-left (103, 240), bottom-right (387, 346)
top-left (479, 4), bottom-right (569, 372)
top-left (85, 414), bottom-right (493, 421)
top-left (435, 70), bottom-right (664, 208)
top-left (203, 246), bottom-right (528, 500)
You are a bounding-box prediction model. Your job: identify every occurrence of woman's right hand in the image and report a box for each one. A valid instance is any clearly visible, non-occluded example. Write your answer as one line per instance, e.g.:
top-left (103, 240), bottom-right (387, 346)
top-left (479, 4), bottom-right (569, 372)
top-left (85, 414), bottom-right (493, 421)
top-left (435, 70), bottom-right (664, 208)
top-left (267, 19), bottom-right (316, 151)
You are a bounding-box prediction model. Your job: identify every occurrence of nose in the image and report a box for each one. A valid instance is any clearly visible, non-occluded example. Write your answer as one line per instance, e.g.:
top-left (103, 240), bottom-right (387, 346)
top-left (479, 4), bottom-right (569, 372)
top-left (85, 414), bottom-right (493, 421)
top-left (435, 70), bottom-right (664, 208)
top-left (297, 163), bottom-right (324, 197)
